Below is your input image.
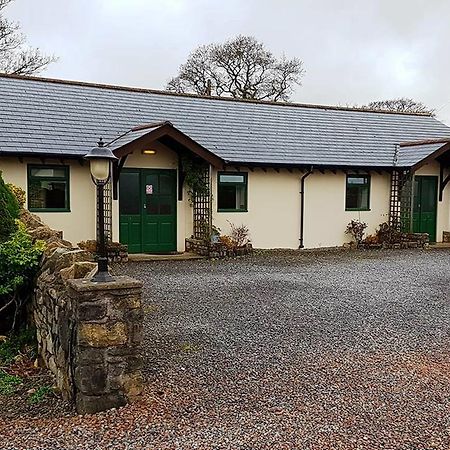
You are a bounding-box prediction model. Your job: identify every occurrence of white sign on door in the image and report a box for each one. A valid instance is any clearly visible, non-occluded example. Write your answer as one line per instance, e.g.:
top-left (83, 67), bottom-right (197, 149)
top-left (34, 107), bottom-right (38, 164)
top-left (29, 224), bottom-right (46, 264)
top-left (146, 184), bottom-right (153, 195)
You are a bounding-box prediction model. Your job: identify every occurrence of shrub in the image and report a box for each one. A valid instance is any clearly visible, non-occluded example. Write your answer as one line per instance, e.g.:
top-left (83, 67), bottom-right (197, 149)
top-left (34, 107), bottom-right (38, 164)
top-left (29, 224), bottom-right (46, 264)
top-left (6, 183), bottom-right (26, 208)
top-left (219, 234), bottom-right (236, 250)
top-left (0, 221), bottom-right (45, 332)
top-left (228, 221), bottom-right (251, 248)
top-left (0, 221), bottom-right (45, 297)
top-left (345, 219), bottom-right (368, 244)
top-left (0, 328), bottom-right (37, 365)
top-left (219, 222), bottom-right (251, 250)
top-left (0, 172), bottom-right (20, 242)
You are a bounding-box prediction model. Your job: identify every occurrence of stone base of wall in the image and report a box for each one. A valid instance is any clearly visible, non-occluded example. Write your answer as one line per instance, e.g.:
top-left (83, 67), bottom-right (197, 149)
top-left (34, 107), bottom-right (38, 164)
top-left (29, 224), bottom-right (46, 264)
top-left (186, 238), bottom-right (253, 258)
top-left (358, 232), bottom-right (429, 250)
top-left (443, 231), bottom-right (450, 243)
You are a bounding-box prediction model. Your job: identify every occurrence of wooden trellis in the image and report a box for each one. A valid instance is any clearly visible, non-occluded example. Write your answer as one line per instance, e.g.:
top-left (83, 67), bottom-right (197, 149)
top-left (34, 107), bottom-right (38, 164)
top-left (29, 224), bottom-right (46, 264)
top-left (192, 164), bottom-right (212, 240)
top-left (389, 169), bottom-right (413, 232)
top-left (97, 179), bottom-right (113, 243)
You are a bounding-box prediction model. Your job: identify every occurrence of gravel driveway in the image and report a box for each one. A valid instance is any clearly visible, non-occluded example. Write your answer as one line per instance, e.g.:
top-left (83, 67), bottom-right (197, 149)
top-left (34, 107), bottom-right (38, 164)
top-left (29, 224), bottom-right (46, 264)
top-left (3, 249), bottom-right (450, 449)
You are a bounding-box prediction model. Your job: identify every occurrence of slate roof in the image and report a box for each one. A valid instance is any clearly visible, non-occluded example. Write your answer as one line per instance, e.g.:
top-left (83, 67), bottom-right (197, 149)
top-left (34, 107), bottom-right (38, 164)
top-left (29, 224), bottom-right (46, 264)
top-left (1, 74), bottom-right (450, 168)
top-left (397, 142), bottom-right (447, 167)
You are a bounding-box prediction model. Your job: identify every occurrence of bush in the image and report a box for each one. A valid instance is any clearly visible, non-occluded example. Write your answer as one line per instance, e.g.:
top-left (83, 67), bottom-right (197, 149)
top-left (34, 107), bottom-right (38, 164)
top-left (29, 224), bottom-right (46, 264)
top-left (0, 221), bottom-right (45, 296)
top-left (345, 219), bottom-right (368, 245)
top-left (0, 221), bottom-right (45, 332)
top-left (219, 221), bottom-right (251, 250)
top-left (6, 183), bottom-right (26, 208)
top-left (0, 328), bottom-right (37, 365)
top-left (0, 172), bottom-right (20, 242)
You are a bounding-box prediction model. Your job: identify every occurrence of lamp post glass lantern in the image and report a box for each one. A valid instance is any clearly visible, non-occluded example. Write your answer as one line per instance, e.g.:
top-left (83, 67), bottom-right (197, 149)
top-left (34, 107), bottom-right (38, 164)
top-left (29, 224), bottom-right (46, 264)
top-left (84, 138), bottom-right (118, 282)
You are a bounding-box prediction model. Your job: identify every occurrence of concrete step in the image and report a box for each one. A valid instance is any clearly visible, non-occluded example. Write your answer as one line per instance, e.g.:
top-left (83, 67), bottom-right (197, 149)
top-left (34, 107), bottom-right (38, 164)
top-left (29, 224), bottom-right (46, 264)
top-left (127, 252), bottom-right (204, 262)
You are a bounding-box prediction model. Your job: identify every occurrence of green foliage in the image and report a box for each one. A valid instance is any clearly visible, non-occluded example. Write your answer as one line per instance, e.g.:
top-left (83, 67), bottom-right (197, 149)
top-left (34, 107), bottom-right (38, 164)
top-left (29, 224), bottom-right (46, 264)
top-left (6, 183), bottom-right (26, 207)
top-left (0, 370), bottom-right (22, 395)
top-left (0, 221), bottom-right (45, 296)
top-left (181, 156), bottom-right (210, 205)
top-left (0, 328), bottom-right (37, 365)
top-left (28, 385), bottom-right (53, 404)
top-left (0, 171), bottom-right (20, 242)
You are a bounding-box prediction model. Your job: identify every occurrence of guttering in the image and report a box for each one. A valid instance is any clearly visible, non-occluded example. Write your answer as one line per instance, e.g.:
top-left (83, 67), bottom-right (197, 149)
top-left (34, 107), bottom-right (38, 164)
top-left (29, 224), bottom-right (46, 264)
top-left (299, 166), bottom-right (313, 249)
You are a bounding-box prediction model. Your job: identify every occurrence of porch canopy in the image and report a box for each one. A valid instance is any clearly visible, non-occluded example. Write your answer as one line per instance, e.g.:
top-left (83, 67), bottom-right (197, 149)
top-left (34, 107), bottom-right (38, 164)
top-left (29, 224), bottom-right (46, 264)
top-left (397, 138), bottom-right (450, 200)
top-left (106, 121), bottom-right (224, 200)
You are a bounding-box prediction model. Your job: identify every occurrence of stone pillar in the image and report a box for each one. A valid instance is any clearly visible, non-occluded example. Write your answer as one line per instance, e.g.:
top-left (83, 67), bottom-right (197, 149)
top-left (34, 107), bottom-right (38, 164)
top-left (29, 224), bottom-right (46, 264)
top-left (66, 276), bottom-right (144, 415)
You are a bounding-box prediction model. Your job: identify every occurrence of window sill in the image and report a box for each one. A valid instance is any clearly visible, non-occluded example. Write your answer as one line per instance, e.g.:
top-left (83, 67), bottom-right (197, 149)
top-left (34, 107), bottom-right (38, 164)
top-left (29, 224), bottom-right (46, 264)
top-left (29, 209), bottom-right (71, 213)
top-left (345, 208), bottom-right (371, 212)
top-left (217, 209), bottom-right (248, 213)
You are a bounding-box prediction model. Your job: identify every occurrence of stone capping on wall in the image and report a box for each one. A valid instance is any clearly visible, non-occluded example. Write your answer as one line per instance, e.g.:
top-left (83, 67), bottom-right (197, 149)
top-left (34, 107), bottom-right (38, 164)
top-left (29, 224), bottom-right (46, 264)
top-left (25, 209), bottom-right (144, 414)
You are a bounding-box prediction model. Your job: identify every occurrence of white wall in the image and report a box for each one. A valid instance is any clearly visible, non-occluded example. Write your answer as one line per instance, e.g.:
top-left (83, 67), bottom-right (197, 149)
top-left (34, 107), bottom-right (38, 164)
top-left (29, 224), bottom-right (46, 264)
top-left (0, 156), bottom-right (96, 245)
top-left (303, 171), bottom-right (391, 248)
top-left (5, 152), bottom-right (447, 251)
top-left (212, 168), bottom-right (391, 249)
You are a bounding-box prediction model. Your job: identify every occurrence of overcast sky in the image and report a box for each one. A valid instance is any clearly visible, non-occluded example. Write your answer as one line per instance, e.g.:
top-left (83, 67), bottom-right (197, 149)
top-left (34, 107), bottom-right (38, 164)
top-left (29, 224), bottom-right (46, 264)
top-left (5, 0), bottom-right (450, 124)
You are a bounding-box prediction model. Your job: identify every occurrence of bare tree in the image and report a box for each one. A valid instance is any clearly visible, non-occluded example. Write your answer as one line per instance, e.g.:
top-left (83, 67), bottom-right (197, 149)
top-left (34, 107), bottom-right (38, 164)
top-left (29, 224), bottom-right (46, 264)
top-left (363, 98), bottom-right (435, 116)
top-left (167, 35), bottom-right (305, 101)
top-left (0, 0), bottom-right (56, 75)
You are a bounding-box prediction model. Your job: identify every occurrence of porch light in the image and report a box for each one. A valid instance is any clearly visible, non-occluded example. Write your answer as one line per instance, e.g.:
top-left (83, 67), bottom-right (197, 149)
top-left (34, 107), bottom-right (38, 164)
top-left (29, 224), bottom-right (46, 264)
top-left (142, 149), bottom-right (157, 155)
top-left (84, 138), bottom-right (118, 283)
top-left (84, 138), bottom-right (118, 181)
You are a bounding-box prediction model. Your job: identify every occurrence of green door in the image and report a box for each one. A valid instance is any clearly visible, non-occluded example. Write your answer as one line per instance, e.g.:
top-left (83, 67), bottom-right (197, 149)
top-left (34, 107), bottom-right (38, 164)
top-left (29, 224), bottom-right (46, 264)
top-left (119, 169), bottom-right (177, 253)
top-left (413, 176), bottom-right (437, 242)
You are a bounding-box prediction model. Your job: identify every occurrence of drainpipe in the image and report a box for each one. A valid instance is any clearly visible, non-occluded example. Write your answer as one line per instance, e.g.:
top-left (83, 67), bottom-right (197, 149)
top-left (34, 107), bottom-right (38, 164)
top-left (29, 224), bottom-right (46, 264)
top-left (299, 166), bottom-right (313, 249)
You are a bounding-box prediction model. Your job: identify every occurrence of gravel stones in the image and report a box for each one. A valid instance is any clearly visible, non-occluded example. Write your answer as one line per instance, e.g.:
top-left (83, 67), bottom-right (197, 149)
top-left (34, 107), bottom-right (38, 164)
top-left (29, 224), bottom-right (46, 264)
top-left (2, 249), bottom-right (450, 449)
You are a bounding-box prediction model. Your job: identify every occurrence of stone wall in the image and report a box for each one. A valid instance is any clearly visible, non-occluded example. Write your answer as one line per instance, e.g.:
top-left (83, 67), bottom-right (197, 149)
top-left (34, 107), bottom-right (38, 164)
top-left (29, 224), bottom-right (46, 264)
top-left (359, 232), bottom-right (430, 250)
top-left (186, 238), bottom-right (253, 258)
top-left (68, 277), bottom-right (143, 414)
top-left (25, 209), bottom-right (143, 414)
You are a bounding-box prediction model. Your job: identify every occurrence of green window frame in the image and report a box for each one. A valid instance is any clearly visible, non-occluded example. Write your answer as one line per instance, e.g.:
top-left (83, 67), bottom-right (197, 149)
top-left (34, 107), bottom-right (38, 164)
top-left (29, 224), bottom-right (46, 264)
top-left (345, 174), bottom-right (370, 211)
top-left (217, 172), bottom-right (248, 212)
top-left (27, 165), bottom-right (70, 212)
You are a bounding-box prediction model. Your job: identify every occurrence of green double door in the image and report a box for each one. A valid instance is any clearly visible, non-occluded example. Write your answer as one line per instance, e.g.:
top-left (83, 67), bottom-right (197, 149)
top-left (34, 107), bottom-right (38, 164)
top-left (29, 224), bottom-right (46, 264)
top-left (119, 169), bottom-right (177, 253)
top-left (413, 176), bottom-right (437, 242)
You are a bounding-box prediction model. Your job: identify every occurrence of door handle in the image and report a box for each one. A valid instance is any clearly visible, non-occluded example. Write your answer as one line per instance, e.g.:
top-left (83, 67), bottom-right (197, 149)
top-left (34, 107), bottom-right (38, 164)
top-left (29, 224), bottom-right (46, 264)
top-left (143, 204), bottom-right (146, 209)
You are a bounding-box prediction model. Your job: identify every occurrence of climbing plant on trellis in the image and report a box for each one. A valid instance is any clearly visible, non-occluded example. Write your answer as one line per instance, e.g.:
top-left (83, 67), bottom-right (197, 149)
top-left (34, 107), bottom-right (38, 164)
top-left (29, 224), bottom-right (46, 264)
top-left (181, 155), bottom-right (212, 241)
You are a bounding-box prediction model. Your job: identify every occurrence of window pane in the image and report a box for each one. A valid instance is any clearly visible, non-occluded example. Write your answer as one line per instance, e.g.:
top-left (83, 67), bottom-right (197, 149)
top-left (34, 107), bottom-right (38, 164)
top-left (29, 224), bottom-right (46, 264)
top-left (30, 167), bottom-right (67, 178)
top-left (159, 200), bottom-right (172, 215)
top-left (146, 197), bottom-right (159, 215)
top-left (235, 185), bottom-right (246, 210)
top-left (219, 174), bottom-right (245, 184)
top-left (218, 172), bottom-right (247, 211)
top-left (347, 177), bottom-right (367, 185)
top-left (346, 176), bottom-right (369, 210)
top-left (218, 185), bottom-right (237, 209)
top-left (29, 180), bottom-right (67, 209)
top-left (119, 172), bottom-right (140, 215)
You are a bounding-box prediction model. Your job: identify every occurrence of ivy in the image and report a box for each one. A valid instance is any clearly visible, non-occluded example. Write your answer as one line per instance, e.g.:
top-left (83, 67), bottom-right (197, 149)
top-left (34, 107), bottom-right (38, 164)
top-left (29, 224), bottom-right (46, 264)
top-left (181, 155), bottom-right (210, 205)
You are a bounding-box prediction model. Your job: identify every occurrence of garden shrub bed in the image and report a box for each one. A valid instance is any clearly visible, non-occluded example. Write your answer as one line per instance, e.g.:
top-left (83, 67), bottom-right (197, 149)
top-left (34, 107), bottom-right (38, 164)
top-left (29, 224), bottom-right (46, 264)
top-left (345, 221), bottom-right (429, 250)
top-left (185, 238), bottom-right (253, 258)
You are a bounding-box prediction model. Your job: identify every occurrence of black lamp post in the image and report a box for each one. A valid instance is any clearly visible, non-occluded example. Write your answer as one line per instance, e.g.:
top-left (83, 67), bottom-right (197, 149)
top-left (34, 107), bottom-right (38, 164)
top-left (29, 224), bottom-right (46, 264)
top-left (84, 138), bottom-right (118, 282)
